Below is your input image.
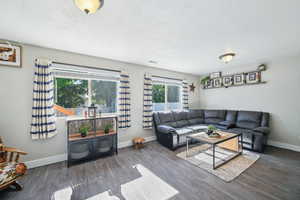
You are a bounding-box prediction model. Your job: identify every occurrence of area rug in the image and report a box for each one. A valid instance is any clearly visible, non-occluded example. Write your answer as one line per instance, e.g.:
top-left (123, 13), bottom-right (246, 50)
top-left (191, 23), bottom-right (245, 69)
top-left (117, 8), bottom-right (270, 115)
top-left (176, 144), bottom-right (260, 182)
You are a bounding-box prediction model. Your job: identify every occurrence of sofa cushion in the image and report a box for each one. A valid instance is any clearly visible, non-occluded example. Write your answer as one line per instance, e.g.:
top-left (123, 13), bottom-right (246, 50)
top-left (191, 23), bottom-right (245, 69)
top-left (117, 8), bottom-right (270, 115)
top-left (236, 121), bottom-right (260, 129)
top-left (176, 120), bottom-right (190, 128)
top-left (157, 125), bottom-right (176, 134)
top-left (188, 118), bottom-right (204, 125)
top-left (236, 111), bottom-right (262, 129)
top-left (205, 118), bottom-right (223, 125)
top-left (204, 110), bottom-right (226, 119)
top-left (172, 111), bottom-right (188, 121)
top-left (187, 110), bottom-right (204, 119)
top-left (158, 112), bottom-right (175, 123)
top-left (253, 127), bottom-right (270, 135)
top-left (225, 110), bottom-right (238, 122)
top-left (218, 121), bottom-right (235, 129)
top-left (186, 125), bottom-right (208, 131)
top-left (175, 128), bottom-right (193, 135)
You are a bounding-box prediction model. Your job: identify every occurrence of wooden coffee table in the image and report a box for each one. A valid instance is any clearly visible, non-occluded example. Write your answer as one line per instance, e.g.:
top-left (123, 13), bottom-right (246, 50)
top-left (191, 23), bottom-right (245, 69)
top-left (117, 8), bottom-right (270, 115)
top-left (186, 131), bottom-right (243, 169)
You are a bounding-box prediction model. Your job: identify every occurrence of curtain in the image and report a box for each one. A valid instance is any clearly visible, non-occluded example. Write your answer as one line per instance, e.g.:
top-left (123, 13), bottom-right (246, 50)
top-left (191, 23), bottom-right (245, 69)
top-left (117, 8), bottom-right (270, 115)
top-left (30, 59), bottom-right (57, 139)
top-left (118, 72), bottom-right (131, 128)
top-left (182, 80), bottom-right (189, 110)
top-left (143, 73), bottom-right (153, 129)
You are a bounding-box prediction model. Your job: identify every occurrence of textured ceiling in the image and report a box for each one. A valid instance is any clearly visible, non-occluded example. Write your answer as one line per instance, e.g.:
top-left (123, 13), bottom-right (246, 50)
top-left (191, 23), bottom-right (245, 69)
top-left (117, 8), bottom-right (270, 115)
top-left (1, 0), bottom-right (300, 74)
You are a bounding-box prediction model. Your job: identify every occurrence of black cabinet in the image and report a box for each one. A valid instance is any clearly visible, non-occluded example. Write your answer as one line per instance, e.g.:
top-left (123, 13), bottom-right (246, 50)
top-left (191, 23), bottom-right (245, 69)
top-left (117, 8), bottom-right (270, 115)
top-left (67, 116), bottom-right (118, 167)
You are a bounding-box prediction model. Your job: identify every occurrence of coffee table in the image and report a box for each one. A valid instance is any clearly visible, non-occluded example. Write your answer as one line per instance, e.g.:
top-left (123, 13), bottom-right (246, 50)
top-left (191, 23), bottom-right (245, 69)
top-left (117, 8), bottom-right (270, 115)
top-left (186, 131), bottom-right (243, 170)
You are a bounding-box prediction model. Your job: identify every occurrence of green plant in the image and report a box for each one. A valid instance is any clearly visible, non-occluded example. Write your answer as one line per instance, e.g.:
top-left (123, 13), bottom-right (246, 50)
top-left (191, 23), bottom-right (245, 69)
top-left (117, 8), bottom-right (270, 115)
top-left (200, 76), bottom-right (210, 85)
top-left (79, 124), bottom-right (90, 137)
top-left (207, 125), bottom-right (217, 131)
top-left (104, 123), bottom-right (113, 134)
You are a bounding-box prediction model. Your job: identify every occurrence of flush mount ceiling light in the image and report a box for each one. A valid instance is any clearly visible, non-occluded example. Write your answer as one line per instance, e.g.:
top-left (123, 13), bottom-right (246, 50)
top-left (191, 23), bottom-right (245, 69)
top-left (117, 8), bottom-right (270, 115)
top-left (74, 0), bottom-right (104, 14)
top-left (219, 52), bottom-right (236, 64)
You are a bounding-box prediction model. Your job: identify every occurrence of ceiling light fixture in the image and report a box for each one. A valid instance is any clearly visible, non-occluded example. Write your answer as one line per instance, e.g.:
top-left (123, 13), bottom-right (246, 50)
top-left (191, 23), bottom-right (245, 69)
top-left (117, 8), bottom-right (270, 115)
top-left (219, 52), bottom-right (236, 64)
top-left (74, 0), bottom-right (104, 14)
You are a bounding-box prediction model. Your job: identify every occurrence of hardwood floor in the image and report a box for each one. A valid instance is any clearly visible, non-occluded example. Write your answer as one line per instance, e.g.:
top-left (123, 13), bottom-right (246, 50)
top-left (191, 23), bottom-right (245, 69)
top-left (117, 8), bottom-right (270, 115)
top-left (1, 142), bottom-right (300, 200)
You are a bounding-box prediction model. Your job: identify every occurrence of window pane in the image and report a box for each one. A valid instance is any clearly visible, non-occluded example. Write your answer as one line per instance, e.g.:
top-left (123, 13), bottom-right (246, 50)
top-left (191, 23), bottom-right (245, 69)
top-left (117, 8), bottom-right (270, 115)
top-left (167, 103), bottom-right (181, 110)
top-left (55, 77), bottom-right (88, 116)
top-left (167, 85), bottom-right (180, 103)
top-left (91, 80), bottom-right (117, 113)
top-left (152, 84), bottom-right (165, 103)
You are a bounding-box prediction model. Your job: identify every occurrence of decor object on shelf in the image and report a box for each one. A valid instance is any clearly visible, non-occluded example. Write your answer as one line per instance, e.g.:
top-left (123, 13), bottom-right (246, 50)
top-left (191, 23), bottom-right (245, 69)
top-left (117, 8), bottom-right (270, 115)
top-left (104, 123), bottom-right (113, 134)
top-left (257, 64), bottom-right (267, 71)
top-left (219, 52), bottom-right (236, 64)
top-left (0, 42), bottom-right (21, 68)
top-left (213, 78), bottom-right (222, 88)
top-left (88, 104), bottom-right (97, 118)
top-left (189, 83), bottom-right (196, 92)
top-left (0, 137), bottom-right (27, 191)
top-left (74, 0), bottom-right (104, 14)
top-left (245, 71), bottom-right (261, 84)
top-left (79, 124), bottom-right (90, 137)
top-left (233, 73), bottom-right (245, 85)
top-left (132, 137), bottom-right (145, 149)
top-left (210, 72), bottom-right (221, 79)
top-left (222, 76), bottom-right (233, 87)
top-left (200, 76), bottom-right (210, 88)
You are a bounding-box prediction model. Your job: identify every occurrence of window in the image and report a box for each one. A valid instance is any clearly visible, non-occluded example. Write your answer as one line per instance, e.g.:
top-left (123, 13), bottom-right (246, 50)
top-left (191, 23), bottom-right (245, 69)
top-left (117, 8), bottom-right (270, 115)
top-left (55, 77), bottom-right (118, 117)
top-left (153, 82), bottom-right (182, 111)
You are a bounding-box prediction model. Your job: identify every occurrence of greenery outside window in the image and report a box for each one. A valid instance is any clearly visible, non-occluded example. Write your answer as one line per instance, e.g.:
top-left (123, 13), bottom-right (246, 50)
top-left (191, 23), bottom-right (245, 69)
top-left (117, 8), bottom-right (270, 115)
top-left (55, 76), bottom-right (118, 117)
top-left (153, 82), bottom-right (182, 111)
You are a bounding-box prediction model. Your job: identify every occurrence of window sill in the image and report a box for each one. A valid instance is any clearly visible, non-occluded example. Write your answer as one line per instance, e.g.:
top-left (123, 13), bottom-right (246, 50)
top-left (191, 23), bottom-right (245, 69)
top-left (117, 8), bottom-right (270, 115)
top-left (57, 114), bottom-right (118, 121)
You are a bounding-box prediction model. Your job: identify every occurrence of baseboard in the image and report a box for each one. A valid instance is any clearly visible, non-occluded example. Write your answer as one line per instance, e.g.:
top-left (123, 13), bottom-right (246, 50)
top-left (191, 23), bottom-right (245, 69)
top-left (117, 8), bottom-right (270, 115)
top-left (268, 140), bottom-right (300, 152)
top-left (25, 136), bottom-right (157, 169)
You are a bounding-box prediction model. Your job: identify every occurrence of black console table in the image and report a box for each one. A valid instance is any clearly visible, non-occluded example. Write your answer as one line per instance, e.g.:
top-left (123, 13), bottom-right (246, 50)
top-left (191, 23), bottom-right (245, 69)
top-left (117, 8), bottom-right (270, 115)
top-left (67, 115), bottom-right (118, 167)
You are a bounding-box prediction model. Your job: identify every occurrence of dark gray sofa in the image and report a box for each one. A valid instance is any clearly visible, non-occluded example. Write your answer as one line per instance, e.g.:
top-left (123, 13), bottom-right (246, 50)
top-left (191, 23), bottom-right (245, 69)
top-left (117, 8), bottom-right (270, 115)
top-left (153, 109), bottom-right (270, 152)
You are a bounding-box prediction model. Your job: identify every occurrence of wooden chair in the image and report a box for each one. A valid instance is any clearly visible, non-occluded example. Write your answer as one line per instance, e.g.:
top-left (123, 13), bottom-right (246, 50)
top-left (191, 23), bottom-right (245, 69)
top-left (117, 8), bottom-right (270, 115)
top-left (0, 137), bottom-right (27, 191)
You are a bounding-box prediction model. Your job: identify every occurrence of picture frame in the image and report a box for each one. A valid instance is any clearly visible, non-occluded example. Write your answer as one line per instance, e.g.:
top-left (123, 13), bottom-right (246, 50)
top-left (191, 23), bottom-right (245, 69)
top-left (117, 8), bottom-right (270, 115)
top-left (205, 79), bottom-right (213, 89)
top-left (233, 73), bottom-right (245, 85)
top-left (213, 78), bottom-right (222, 88)
top-left (210, 72), bottom-right (221, 79)
top-left (246, 71), bottom-right (261, 84)
top-left (0, 42), bottom-right (22, 68)
top-left (222, 76), bottom-right (233, 87)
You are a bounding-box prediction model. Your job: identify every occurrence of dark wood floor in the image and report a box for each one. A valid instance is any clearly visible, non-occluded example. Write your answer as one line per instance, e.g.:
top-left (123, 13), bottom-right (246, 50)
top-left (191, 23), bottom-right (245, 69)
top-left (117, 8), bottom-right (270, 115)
top-left (1, 142), bottom-right (300, 200)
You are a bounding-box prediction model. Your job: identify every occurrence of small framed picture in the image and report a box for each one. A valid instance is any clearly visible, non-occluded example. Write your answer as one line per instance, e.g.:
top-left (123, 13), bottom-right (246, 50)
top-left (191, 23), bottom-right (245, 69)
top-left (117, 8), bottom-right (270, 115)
top-left (213, 78), bottom-right (222, 88)
top-left (205, 79), bottom-right (213, 89)
top-left (0, 43), bottom-right (22, 68)
top-left (246, 71), bottom-right (261, 84)
top-left (222, 76), bottom-right (233, 87)
top-left (210, 72), bottom-right (221, 79)
top-left (233, 73), bottom-right (245, 85)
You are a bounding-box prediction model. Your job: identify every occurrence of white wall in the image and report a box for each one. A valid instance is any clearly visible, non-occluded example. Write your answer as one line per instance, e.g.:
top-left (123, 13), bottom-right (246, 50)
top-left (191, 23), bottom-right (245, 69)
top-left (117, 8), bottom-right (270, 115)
top-left (0, 44), bottom-right (201, 162)
top-left (199, 56), bottom-right (300, 148)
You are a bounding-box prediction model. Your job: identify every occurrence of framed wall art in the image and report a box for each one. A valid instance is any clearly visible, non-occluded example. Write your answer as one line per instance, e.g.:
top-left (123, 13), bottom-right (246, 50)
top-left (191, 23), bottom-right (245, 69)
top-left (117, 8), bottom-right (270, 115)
top-left (210, 72), bottom-right (221, 79)
top-left (0, 42), bottom-right (22, 68)
top-left (205, 79), bottom-right (213, 89)
top-left (246, 71), bottom-right (261, 84)
top-left (222, 76), bottom-right (233, 87)
top-left (233, 73), bottom-right (244, 85)
top-left (213, 78), bottom-right (222, 88)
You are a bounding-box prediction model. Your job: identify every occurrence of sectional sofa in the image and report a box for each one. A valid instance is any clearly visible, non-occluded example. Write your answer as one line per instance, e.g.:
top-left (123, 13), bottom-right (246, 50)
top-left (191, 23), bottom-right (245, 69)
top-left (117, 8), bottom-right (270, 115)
top-left (153, 110), bottom-right (270, 152)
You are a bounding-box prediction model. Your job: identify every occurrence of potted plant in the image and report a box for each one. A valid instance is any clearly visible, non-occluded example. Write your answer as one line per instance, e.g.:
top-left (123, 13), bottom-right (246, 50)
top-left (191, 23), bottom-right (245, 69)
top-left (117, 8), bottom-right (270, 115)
top-left (79, 124), bottom-right (90, 137)
top-left (207, 125), bottom-right (217, 135)
top-left (104, 123), bottom-right (113, 134)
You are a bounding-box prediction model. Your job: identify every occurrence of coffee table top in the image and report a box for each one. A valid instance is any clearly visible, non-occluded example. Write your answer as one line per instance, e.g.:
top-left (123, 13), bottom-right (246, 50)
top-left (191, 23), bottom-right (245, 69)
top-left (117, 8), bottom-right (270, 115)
top-left (187, 131), bottom-right (240, 145)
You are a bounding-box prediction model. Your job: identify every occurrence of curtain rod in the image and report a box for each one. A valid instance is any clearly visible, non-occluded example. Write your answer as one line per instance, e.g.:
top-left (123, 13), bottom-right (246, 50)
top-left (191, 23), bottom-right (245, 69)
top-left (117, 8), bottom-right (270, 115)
top-left (52, 61), bottom-right (121, 73)
top-left (152, 75), bottom-right (183, 81)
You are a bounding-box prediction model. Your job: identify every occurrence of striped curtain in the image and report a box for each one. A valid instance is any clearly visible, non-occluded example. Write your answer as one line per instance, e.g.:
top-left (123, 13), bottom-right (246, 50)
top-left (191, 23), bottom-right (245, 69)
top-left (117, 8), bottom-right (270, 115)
top-left (143, 74), bottom-right (153, 129)
top-left (119, 72), bottom-right (131, 128)
top-left (30, 59), bottom-right (57, 140)
top-left (182, 80), bottom-right (189, 110)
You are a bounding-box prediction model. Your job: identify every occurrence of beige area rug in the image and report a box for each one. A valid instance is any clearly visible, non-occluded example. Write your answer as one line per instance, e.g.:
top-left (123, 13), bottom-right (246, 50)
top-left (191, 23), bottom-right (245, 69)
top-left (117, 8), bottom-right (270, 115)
top-left (177, 144), bottom-right (260, 182)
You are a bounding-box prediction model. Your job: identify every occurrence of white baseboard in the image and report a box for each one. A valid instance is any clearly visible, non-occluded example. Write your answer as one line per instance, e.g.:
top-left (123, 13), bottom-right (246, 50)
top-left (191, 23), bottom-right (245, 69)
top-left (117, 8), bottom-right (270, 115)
top-left (25, 136), bottom-right (157, 169)
top-left (268, 140), bottom-right (300, 152)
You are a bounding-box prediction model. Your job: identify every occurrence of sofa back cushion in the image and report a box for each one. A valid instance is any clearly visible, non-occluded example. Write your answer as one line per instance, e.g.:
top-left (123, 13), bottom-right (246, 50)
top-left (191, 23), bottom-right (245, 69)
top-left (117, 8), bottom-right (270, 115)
top-left (157, 112), bottom-right (177, 127)
top-left (172, 111), bottom-right (189, 127)
top-left (225, 110), bottom-right (238, 122)
top-left (204, 110), bottom-right (225, 124)
top-left (187, 110), bottom-right (204, 125)
top-left (236, 111), bottom-right (262, 129)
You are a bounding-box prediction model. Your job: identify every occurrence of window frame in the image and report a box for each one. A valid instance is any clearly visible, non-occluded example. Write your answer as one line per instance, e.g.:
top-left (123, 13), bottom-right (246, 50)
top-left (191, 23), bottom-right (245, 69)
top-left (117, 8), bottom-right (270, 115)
top-left (152, 81), bottom-right (182, 112)
top-left (54, 74), bottom-right (119, 117)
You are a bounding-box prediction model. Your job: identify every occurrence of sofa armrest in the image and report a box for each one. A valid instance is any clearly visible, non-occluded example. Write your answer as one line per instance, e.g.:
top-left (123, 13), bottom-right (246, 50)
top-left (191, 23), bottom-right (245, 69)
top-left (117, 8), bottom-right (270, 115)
top-left (218, 121), bottom-right (235, 129)
top-left (253, 127), bottom-right (270, 135)
top-left (157, 125), bottom-right (176, 134)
